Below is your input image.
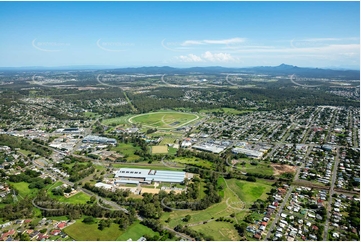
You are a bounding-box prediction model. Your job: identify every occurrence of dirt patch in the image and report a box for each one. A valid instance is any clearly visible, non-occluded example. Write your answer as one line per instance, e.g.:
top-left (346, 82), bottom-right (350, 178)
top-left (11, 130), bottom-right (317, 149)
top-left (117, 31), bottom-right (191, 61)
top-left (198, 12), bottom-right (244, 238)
top-left (140, 188), bottom-right (160, 194)
top-left (151, 145), bottom-right (168, 154)
top-left (271, 164), bottom-right (296, 176)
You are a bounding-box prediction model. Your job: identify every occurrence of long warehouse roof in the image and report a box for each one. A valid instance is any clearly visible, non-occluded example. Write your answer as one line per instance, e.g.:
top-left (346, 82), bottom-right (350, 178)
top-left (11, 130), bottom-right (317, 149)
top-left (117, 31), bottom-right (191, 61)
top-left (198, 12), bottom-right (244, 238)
top-left (115, 168), bottom-right (186, 183)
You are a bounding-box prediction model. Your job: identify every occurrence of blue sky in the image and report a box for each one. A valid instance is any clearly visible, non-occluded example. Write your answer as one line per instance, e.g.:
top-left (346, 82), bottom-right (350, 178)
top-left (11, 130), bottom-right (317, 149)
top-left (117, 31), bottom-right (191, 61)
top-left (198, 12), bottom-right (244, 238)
top-left (0, 1), bottom-right (359, 69)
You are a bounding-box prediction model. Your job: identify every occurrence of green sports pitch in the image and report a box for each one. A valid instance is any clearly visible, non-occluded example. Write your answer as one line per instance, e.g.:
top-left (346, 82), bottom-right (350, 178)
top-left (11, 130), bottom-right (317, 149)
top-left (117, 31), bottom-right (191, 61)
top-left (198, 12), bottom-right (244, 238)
top-left (129, 112), bottom-right (200, 130)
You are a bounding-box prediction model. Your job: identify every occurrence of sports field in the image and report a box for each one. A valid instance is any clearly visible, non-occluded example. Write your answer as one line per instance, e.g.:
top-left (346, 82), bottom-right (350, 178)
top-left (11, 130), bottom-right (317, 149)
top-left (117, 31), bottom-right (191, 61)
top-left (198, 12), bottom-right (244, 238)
top-left (129, 112), bottom-right (200, 130)
top-left (151, 145), bottom-right (168, 154)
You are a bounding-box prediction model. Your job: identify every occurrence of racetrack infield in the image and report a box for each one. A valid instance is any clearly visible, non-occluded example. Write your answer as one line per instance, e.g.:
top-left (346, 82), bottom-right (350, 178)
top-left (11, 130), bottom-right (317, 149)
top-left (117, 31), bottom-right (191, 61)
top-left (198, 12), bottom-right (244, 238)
top-left (128, 112), bottom-right (199, 130)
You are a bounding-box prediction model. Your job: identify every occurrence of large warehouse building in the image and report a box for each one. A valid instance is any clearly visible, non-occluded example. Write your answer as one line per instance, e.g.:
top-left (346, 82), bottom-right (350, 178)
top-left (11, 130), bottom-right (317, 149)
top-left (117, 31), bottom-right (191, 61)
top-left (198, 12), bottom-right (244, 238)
top-left (232, 147), bottom-right (264, 159)
top-left (114, 168), bottom-right (187, 184)
top-left (82, 135), bottom-right (117, 145)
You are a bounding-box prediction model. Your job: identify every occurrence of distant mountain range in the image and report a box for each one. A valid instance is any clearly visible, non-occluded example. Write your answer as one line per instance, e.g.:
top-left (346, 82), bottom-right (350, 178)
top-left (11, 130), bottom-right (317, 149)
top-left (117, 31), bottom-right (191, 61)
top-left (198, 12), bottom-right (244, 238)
top-left (108, 64), bottom-right (359, 80)
top-left (0, 65), bottom-right (119, 71)
top-left (0, 64), bottom-right (359, 79)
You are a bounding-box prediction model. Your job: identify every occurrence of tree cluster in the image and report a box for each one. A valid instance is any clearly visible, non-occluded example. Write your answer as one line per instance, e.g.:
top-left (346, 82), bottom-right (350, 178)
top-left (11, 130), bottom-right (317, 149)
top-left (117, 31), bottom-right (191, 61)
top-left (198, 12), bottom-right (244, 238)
top-left (0, 134), bottom-right (52, 157)
top-left (34, 190), bottom-right (136, 227)
top-left (9, 169), bottom-right (52, 190)
top-left (140, 218), bottom-right (175, 240)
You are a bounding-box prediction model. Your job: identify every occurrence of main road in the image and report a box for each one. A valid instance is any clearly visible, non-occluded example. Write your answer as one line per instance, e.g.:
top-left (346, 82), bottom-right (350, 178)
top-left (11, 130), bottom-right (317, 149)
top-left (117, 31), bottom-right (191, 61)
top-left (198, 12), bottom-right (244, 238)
top-left (323, 147), bottom-right (340, 240)
top-left (265, 185), bottom-right (294, 240)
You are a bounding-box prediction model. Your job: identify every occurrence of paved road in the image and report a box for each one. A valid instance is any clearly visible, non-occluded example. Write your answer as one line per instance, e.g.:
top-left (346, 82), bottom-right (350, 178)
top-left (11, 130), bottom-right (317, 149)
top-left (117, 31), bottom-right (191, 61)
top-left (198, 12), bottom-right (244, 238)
top-left (290, 74), bottom-right (321, 88)
top-left (265, 185), bottom-right (294, 240)
top-left (225, 74), bottom-right (239, 86)
top-left (323, 147), bottom-right (340, 240)
top-left (263, 144), bottom-right (280, 161)
top-left (324, 109), bottom-right (338, 143)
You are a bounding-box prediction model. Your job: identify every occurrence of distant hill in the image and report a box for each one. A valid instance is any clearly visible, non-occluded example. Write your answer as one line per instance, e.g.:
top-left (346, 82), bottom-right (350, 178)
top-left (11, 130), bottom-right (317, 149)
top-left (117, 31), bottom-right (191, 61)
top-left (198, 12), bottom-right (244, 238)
top-left (108, 64), bottom-right (359, 80)
top-left (243, 64), bottom-right (360, 79)
top-left (1, 64), bottom-right (359, 80)
top-left (0, 65), bottom-right (119, 71)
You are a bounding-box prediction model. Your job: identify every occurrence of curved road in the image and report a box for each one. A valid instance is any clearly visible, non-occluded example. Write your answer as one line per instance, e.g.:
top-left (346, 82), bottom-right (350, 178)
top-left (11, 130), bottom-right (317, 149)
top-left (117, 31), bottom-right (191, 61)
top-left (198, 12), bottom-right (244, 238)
top-left (225, 74), bottom-right (240, 86)
top-left (290, 74), bottom-right (321, 88)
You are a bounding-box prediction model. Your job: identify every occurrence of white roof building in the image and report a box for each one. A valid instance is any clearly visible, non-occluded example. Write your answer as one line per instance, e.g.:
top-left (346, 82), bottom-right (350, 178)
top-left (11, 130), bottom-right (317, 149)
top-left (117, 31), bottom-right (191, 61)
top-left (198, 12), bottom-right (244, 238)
top-left (95, 182), bottom-right (113, 190)
top-left (115, 168), bottom-right (187, 183)
top-left (231, 147), bottom-right (263, 159)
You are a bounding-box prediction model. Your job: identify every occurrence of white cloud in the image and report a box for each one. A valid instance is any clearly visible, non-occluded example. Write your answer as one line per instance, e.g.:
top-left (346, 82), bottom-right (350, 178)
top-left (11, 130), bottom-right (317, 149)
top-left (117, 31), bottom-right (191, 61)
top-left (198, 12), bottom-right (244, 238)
top-left (300, 37), bottom-right (359, 42)
top-left (181, 37), bottom-right (245, 46)
top-left (176, 51), bottom-right (238, 63)
top-left (203, 38), bottom-right (246, 45)
top-left (202, 51), bottom-right (237, 62)
top-left (177, 53), bottom-right (203, 62)
top-left (181, 40), bottom-right (205, 46)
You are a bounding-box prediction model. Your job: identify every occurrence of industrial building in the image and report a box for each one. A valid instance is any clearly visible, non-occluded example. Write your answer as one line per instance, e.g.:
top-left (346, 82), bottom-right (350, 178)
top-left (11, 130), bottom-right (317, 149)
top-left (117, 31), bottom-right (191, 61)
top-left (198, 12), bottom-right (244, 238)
top-left (82, 135), bottom-right (117, 145)
top-left (192, 144), bottom-right (225, 154)
top-left (232, 147), bottom-right (264, 159)
top-left (114, 168), bottom-right (187, 184)
top-left (56, 128), bottom-right (83, 134)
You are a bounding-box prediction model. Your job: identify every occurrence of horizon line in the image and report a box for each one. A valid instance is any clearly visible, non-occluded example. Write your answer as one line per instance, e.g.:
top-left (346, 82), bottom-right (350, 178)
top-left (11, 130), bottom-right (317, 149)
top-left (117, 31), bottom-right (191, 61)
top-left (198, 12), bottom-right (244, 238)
top-left (0, 64), bottom-right (359, 71)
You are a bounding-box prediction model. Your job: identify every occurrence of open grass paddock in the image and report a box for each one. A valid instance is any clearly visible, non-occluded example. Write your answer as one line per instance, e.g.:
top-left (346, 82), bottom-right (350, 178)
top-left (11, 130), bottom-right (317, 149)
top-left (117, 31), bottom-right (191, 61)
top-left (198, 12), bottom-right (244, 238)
top-left (226, 179), bottom-right (273, 208)
top-left (116, 221), bottom-right (159, 241)
top-left (9, 181), bottom-right (42, 198)
top-left (129, 112), bottom-right (200, 130)
top-left (192, 221), bottom-right (241, 241)
top-left (64, 219), bottom-right (123, 241)
top-left (151, 145), bottom-right (168, 154)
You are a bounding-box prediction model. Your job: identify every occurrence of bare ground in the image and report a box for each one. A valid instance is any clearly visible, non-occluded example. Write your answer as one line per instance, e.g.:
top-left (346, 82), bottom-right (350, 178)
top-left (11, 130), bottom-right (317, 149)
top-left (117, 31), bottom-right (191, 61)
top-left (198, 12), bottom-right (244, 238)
top-left (271, 164), bottom-right (296, 176)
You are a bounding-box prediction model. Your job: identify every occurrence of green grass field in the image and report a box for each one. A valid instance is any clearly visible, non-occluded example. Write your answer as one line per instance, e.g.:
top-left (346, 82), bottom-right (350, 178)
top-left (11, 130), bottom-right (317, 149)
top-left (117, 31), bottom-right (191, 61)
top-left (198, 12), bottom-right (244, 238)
top-left (84, 112), bottom-right (101, 118)
top-left (9, 182), bottom-right (38, 198)
top-left (234, 160), bottom-right (274, 176)
top-left (111, 142), bottom-right (141, 161)
top-left (199, 181), bottom-right (207, 198)
top-left (116, 221), bottom-right (159, 241)
top-left (50, 191), bottom-right (91, 204)
top-left (47, 181), bottom-right (63, 190)
top-left (168, 147), bottom-right (178, 155)
top-left (102, 114), bottom-right (134, 126)
top-left (159, 136), bottom-right (179, 145)
top-left (160, 177), bottom-right (273, 240)
top-left (226, 179), bottom-right (273, 208)
top-left (18, 149), bottom-right (34, 157)
top-left (11, 180), bottom-right (90, 205)
top-left (64, 219), bottom-right (123, 241)
top-left (172, 157), bottom-right (213, 169)
top-left (192, 221), bottom-right (240, 241)
top-left (162, 182), bottom-right (244, 229)
top-left (129, 112), bottom-right (200, 130)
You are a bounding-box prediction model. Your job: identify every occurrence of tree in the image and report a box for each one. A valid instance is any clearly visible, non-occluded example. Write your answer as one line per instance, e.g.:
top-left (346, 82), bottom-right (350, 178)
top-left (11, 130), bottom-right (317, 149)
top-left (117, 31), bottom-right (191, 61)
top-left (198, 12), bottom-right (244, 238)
top-left (83, 216), bottom-right (95, 224)
top-left (90, 196), bottom-right (97, 203)
top-left (244, 214), bottom-right (254, 223)
top-left (64, 186), bottom-right (72, 193)
top-left (183, 215), bottom-right (191, 222)
top-left (20, 233), bottom-right (30, 241)
top-left (235, 222), bottom-right (247, 237)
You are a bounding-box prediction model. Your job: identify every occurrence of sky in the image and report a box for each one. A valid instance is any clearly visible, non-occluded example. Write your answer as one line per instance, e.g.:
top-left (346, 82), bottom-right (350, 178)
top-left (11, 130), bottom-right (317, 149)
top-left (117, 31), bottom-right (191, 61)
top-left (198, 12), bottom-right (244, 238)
top-left (0, 1), bottom-right (359, 69)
